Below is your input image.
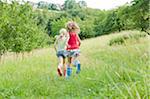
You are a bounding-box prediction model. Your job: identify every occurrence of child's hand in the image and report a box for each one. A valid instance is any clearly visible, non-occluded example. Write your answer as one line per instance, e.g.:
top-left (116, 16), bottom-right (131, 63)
top-left (79, 42), bottom-right (81, 46)
top-left (77, 42), bottom-right (81, 46)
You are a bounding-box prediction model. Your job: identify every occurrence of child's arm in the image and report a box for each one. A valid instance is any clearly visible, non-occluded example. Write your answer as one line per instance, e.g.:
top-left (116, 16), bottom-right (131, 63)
top-left (65, 34), bottom-right (70, 49)
top-left (77, 34), bottom-right (81, 46)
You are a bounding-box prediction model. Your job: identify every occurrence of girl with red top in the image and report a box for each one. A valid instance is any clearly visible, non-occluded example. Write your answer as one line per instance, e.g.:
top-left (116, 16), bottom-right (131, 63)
top-left (66, 21), bottom-right (81, 77)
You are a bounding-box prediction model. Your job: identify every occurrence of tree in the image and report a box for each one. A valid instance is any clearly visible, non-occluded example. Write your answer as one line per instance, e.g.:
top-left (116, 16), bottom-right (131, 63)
top-left (130, 0), bottom-right (149, 32)
top-left (0, 1), bottom-right (50, 57)
top-left (46, 19), bottom-right (52, 36)
top-left (51, 17), bottom-right (69, 36)
top-left (78, 0), bottom-right (87, 8)
top-left (63, 0), bottom-right (78, 10)
top-left (37, 1), bottom-right (48, 9)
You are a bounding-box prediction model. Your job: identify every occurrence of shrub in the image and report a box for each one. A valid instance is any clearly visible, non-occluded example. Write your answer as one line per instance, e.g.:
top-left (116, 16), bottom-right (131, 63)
top-left (128, 33), bottom-right (147, 40)
top-left (109, 36), bottom-right (125, 46)
top-left (109, 32), bottom-right (147, 46)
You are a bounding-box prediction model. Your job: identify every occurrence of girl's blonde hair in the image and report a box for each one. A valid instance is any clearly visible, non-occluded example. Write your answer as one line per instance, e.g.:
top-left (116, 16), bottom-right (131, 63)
top-left (59, 28), bottom-right (67, 35)
top-left (66, 21), bottom-right (80, 33)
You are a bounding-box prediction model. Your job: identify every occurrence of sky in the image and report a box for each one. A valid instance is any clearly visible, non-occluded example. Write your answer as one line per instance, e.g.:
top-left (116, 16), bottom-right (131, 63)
top-left (26, 0), bottom-right (133, 10)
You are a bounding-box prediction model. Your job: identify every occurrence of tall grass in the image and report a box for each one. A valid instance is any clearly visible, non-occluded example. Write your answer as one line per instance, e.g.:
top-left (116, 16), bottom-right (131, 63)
top-left (0, 31), bottom-right (149, 98)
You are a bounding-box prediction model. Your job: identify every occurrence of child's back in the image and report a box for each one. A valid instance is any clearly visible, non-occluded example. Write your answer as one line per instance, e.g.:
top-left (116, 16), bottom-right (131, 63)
top-left (56, 35), bottom-right (68, 52)
top-left (67, 31), bottom-right (80, 50)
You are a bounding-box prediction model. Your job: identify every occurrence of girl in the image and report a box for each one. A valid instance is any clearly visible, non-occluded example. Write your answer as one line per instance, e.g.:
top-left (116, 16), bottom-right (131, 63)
top-left (54, 28), bottom-right (69, 76)
top-left (66, 21), bottom-right (81, 77)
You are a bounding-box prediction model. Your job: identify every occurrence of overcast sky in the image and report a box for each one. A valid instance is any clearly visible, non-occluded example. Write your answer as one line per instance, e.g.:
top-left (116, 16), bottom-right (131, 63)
top-left (26, 0), bottom-right (133, 10)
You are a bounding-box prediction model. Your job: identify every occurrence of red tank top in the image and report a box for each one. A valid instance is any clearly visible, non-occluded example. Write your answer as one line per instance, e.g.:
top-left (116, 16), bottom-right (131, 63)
top-left (67, 32), bottom-right (80, 50)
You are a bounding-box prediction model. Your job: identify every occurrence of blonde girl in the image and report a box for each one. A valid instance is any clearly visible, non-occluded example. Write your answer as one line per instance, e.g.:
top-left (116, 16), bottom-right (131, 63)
top-left (54, 28), bottom-right (69, 76)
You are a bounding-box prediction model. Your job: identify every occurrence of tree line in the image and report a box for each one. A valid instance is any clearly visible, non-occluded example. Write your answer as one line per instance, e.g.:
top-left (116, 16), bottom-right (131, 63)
top-left (35, 0), bottom-right (149, 39)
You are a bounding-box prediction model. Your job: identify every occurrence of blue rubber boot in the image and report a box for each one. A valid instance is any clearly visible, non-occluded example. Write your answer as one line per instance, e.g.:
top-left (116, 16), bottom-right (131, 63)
top-left (76, 60), bottom-right (81, 74)
top-left (67, 67), bottom-right (72, 78)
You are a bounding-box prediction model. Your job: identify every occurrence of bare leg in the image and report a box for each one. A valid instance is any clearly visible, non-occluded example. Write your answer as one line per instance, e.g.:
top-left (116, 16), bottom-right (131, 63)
top-left (67, 57), bottom-right (72, 77)
top-left (57, 56), bottom-right (63, 76)
top-left (63, 58), bottom-right (66, 76)
top-left (68, 57), bottom-right (72, 67)
top-left (58, 57), bottom-right (63, 68)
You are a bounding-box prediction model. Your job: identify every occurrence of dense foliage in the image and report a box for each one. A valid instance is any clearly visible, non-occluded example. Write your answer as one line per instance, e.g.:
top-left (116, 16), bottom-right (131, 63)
top-left (0, 0), bottom-right (149, 57)
top-left (35, 0), bottom-right (149, 39)
top-left (0, 1), bottom-right (50, 57)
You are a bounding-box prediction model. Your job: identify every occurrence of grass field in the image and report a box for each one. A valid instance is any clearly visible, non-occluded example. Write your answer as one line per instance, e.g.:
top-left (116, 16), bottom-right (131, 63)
top-left (0, 30), bottom-right (149, 99)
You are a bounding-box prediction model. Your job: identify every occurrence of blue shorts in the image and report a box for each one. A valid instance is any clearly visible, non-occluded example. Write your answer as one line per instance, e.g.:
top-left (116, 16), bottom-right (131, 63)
top-left (56, 50), bottom-right (68, 58)
top-left (67, 49), bottom-right (80, 57)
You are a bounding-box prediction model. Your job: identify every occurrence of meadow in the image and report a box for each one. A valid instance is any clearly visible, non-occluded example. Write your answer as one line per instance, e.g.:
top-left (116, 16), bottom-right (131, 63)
top-left (0, 31), bottom-right (149, 99)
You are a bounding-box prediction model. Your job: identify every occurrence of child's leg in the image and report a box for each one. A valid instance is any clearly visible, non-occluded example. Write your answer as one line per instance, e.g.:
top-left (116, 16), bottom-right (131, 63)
top-left (66, 57), bottom-right (72, 77)
top-left (67, 57), bottom-right (72, 67)
top-left (73, 56), bottom-right (81, 74)
top-left (72, 56), bottom-right (78, 66)
top-left (76, 60), bottom-right (81, 74)
top-left (63, 58), bottom-right (66, 76)
top-left (72, 56), bottom-right (77, 67)
top-left (57, 56), bottom-right (63, 76)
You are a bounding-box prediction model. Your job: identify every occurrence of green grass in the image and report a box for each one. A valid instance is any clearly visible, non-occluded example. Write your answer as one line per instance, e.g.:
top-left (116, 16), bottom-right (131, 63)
top-left (0, 30), bottom-right (149, 99)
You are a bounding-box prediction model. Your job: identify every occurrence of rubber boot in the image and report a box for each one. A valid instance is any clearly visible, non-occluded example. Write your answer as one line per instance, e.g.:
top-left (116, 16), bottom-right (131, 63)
top-left (76, 60), bottom-right (81, 74)
top-left (67, 67), bottom-right (72, 78)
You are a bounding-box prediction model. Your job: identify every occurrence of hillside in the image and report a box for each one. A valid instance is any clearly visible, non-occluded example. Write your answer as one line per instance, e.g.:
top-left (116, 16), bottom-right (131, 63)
top-left (0, 30), bottom-right (149, 98)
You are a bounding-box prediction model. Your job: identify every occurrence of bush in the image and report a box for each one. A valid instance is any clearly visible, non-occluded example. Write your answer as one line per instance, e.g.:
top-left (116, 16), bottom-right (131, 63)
top-left (109, 32), bottom-right (147, 46)
top-left (109, 36), bottom-right (125, 46)
top-left (128, 33), bottom-right (147, 40)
